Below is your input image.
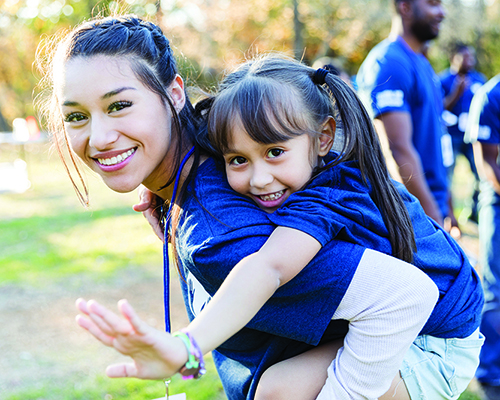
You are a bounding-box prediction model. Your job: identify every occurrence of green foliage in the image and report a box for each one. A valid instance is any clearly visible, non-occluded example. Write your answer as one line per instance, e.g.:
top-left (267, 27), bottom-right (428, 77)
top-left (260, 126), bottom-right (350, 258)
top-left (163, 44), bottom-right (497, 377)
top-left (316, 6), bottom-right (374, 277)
top-left (2, 0), bottom-right (500, 124)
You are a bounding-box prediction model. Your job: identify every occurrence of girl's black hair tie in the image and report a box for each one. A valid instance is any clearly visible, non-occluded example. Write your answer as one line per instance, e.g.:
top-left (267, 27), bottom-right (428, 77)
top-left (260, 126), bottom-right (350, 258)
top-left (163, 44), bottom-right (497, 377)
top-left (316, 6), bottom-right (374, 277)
top-left (312, 68), bottom-right (329, 85)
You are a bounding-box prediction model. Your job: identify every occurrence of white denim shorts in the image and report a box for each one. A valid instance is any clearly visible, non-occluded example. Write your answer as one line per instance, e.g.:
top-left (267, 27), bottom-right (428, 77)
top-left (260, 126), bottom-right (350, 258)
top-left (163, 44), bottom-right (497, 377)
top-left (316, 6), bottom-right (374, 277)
top-left (400, 328), bottom-right (484, 399)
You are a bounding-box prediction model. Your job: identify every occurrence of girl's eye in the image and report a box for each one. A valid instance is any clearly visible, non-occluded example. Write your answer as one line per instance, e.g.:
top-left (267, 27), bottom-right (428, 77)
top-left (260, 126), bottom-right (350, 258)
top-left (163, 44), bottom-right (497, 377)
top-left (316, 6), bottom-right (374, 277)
top-left (267, 148), bottom-right (284, 158)
top-left (64, 112), bottom-right (87, 123)
top-left (229, 156), bottom-right (247, 166)
top-left (108, 101), bottom-right (132, 113)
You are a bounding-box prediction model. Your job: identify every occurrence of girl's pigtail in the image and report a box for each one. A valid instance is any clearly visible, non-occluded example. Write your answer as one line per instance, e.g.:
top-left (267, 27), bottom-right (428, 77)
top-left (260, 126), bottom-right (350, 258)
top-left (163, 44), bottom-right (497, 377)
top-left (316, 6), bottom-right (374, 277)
top-left (322, 72), bottom-right (417, 263)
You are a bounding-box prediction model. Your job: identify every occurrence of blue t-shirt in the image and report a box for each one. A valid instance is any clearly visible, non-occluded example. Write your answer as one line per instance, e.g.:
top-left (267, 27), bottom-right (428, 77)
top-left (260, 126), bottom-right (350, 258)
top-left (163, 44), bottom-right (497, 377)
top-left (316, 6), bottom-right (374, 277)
top-left (268, 156), bottom-right (483, 338)
top-left (357, 36), bottom-right (450, 217)
top-left (466, 74), bottom-right (500, 203)
top-left (176, 158), bottom-right (365, 400)
top-left (440, 69), bottom-right (486, 140)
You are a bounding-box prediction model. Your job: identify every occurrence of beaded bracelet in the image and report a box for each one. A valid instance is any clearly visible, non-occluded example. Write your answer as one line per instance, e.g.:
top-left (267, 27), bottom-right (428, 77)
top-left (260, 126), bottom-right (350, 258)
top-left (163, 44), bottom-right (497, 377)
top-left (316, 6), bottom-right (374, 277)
top-left (172, 330), bottom-right (206, 379)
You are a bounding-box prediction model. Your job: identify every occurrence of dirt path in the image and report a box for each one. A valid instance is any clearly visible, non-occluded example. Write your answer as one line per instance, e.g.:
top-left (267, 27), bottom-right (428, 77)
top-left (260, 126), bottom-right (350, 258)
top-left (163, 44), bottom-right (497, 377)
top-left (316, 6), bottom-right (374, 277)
top-left (0, 265), bottom-right (189, 396)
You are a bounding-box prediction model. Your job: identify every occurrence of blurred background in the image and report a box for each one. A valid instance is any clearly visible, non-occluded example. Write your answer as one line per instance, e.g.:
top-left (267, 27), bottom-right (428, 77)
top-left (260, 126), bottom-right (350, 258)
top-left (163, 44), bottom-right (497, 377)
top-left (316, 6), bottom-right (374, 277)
top-left (0, 0), bottom-right (497, 399)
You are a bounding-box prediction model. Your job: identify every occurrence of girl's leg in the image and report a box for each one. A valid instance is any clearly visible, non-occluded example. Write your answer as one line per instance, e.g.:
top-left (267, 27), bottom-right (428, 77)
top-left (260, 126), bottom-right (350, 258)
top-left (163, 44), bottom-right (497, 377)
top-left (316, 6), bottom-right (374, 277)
top-left (379, 373), bottom-right (411, 400)
top-left (255, 340), bottom-right (411, 400)
top-left (254, 340), bottom-right (343, 400)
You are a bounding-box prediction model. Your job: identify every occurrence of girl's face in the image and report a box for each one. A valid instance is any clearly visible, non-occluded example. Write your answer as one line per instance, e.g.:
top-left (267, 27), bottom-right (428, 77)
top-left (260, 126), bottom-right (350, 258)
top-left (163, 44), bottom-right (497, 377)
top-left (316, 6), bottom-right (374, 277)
top-left (223, 126), bottom-right (321, 213)
top-left (57, 55), bottom-right (184, 195)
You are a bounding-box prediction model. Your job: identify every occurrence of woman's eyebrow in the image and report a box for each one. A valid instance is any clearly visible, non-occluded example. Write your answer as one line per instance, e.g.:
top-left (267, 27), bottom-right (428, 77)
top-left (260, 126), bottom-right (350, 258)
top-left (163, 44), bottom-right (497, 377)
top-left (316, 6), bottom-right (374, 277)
top-left (61, 87), bottom-right (137, 107)
top-left (102, 86), bottom-right (136, 99)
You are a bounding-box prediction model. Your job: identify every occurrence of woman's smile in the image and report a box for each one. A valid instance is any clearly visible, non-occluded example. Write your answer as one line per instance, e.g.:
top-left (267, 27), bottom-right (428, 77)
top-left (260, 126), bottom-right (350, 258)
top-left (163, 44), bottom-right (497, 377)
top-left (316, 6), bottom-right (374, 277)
top-left (96, 148), bottom-right (136, 167)
top-left (59, 55), bottom-right (176, 194)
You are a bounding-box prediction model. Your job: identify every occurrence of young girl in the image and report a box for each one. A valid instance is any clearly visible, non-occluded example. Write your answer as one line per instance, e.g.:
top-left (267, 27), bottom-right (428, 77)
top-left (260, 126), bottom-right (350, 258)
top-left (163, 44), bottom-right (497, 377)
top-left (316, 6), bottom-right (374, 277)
top-left (78, 54), bottom-right (482, 399)
top-left (200, 55), bottom-right (485, 399)
top-left (38, 15), bottom-right (480, 400)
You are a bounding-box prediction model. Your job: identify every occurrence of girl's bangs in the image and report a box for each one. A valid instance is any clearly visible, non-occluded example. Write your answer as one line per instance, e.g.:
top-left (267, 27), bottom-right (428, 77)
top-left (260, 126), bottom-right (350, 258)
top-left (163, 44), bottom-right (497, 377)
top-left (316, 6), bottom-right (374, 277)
top-left (235, 79), bottom-right (309, 144)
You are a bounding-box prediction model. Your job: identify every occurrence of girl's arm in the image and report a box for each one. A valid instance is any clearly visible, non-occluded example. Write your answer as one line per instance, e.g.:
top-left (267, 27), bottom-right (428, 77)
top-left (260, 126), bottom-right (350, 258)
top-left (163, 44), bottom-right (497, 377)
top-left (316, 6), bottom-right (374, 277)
top-left (187, 226), bottom-right (321, 354)
top-left (76, 226), bottom-right (320, 379)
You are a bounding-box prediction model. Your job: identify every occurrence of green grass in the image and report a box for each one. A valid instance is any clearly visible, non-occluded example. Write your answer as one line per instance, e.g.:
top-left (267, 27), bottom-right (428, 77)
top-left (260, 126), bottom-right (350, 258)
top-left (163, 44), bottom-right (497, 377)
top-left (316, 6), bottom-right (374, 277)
top-left (5, 360), bottom-right (225, 400)
top-left (0, 143), bottom-right (226, 399)
top-left (0, 208), bottom-right (162, 285)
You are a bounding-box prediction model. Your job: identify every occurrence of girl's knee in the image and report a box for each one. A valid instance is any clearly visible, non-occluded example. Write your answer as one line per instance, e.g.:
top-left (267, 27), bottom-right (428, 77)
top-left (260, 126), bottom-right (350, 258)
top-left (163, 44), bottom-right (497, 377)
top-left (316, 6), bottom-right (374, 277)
top-left (255, 366), bottom-right (289, 400)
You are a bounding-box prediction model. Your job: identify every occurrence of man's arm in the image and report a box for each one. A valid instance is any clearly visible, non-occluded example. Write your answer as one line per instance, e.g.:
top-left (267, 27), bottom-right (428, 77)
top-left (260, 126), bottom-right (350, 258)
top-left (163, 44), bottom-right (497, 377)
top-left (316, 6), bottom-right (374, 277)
top-left (443, 75), bottom-right (468, 111)
top-left (374, 112), bottom-right (444, 225)
top-left (475, 142), bottom-right (500, 195)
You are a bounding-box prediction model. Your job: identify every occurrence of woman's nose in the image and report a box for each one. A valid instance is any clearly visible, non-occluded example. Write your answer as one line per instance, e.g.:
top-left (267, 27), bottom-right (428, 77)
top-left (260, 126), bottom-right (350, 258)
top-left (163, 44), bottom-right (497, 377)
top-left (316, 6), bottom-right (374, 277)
top-left (88, 117), bottom-right (119, 150)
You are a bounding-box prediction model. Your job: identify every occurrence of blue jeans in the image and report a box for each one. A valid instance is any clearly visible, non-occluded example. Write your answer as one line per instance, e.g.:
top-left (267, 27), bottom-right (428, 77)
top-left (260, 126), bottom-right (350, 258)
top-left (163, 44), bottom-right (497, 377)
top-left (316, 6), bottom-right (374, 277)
top-left (401, 329), bottom-right (483, 399)
top-left (476, 182), bottom-right (500, 385)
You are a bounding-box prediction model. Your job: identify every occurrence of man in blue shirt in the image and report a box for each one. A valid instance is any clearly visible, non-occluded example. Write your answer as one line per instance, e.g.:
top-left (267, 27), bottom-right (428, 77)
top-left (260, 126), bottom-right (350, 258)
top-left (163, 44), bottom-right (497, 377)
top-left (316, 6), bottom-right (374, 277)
top-left (357, 0), bottom-right (453, 228)
top-left (466, 75), bottom-right (500, 399)
top-left (440, 44), bottom-right (486, 223)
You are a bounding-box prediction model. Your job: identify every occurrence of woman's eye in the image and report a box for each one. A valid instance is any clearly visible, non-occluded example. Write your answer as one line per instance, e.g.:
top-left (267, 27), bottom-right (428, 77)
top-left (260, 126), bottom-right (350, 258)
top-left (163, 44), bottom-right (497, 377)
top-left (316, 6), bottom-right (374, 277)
top-left (229, 156), bottom-right (247, 166)
top-left (267, 148), bottom-right (284, 158)
top-left (64, 112), bottom-right (87, 123)
top-left (108, 101), bottom-right (132, 113)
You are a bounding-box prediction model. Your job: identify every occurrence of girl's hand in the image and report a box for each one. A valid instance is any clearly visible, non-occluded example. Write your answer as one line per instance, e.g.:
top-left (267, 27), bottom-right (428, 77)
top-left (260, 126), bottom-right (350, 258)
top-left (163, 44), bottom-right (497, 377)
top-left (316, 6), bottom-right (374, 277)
top-left (76, 298), bottom-right (187, 380)
top-left (133, 186), bottom-right (165, 242)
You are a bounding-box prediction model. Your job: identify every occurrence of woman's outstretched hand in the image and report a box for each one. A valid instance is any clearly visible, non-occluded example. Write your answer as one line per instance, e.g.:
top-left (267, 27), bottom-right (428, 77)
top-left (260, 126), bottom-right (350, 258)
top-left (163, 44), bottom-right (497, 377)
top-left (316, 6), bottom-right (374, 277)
top-left (75, 298), bottom-right (187, 380)
top-left (133, 185), bottom-right (165, 242)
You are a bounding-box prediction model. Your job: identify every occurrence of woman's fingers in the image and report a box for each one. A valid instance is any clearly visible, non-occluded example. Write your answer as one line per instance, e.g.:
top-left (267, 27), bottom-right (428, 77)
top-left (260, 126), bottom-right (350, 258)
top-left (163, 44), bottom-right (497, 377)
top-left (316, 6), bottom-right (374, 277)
top-left (133, 185), bottom-right (153, 212)
top-left (143, 207), bottom-right (165, 241)
top-left (133, 186), bottom-right (164, 241)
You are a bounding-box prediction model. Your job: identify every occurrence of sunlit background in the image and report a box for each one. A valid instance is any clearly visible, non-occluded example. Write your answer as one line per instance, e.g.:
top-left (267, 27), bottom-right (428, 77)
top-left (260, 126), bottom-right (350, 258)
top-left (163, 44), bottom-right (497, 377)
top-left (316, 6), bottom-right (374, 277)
top-left (0, 0), bottom-right (497, 399)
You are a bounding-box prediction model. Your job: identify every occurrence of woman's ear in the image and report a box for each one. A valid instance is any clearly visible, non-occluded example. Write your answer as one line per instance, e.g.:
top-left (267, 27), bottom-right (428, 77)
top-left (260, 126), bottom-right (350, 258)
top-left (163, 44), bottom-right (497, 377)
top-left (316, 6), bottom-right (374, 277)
top-left (168, 74), bottom-right (186, 113)
top-left (318, 116), bottom-right (336, 156)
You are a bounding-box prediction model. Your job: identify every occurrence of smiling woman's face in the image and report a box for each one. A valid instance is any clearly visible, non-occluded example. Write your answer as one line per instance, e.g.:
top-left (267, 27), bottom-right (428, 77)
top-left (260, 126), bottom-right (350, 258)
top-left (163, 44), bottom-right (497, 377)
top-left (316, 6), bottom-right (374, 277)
top-left (57, 55), bottom-right (177, 194)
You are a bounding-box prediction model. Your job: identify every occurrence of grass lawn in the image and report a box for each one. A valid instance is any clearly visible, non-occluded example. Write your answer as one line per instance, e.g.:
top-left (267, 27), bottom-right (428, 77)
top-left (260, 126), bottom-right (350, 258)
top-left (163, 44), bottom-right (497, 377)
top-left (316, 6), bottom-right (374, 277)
top-left (0, 142), bottom-right (225, 399)
top-left (0, 142), bottom-right (485, 399)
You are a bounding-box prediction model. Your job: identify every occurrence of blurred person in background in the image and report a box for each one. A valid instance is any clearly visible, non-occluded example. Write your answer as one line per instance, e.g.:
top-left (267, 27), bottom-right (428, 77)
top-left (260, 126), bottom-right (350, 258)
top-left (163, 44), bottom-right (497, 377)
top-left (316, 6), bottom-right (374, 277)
top-left (356, 0), bottom-right (456, 231)
top-left (466, 74), bottom-right (500, 400)
top-left (440, 43), bottom-right (486, 224)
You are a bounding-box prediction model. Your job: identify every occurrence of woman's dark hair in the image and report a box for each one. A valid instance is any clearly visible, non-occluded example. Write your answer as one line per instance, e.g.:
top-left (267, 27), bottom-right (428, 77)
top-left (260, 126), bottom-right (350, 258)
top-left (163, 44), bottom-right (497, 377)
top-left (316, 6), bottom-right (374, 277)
top-left (208, 54), bottom-right (416, 263)
top-left (37, 15), bottom-right (212, 206)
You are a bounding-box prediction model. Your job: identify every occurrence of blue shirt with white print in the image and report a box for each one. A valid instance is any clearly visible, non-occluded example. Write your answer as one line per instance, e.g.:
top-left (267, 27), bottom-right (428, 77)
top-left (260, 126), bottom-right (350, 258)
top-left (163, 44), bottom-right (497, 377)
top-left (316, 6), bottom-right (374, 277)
top-left (466, 74), bottom-right (500, 203)
top-left (357, 36), bottom-right (450, 218)
top-left (440, 69), bottom-right (486, 140)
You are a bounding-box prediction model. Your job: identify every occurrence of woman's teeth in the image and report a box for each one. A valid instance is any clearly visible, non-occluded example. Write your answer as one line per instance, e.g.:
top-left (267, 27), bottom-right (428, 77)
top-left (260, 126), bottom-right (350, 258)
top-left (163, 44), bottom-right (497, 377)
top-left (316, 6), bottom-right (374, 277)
top-left (259, 190), bottom-right (284, 201)
top-left (98, 149), bottom-right (135, 166)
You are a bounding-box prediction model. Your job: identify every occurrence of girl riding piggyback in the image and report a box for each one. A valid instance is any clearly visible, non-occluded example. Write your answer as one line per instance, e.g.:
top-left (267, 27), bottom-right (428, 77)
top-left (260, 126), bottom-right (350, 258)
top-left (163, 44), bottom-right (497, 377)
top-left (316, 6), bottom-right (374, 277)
top-left (203, 54), bottom-right (484, 400)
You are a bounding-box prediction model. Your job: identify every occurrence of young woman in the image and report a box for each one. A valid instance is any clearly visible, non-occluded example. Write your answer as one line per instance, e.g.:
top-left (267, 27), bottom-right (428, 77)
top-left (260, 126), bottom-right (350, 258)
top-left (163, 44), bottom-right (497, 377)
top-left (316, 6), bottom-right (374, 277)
top-left (38, 15), bottom-right (480, 400)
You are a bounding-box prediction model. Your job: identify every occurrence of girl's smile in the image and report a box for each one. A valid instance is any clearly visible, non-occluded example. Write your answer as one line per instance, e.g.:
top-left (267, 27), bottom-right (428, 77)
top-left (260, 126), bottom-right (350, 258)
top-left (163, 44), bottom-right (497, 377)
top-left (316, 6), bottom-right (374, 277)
top-left (223, 127), bottom-right (317, 213)
top-left (251, 189), bottom-right (287, 210)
